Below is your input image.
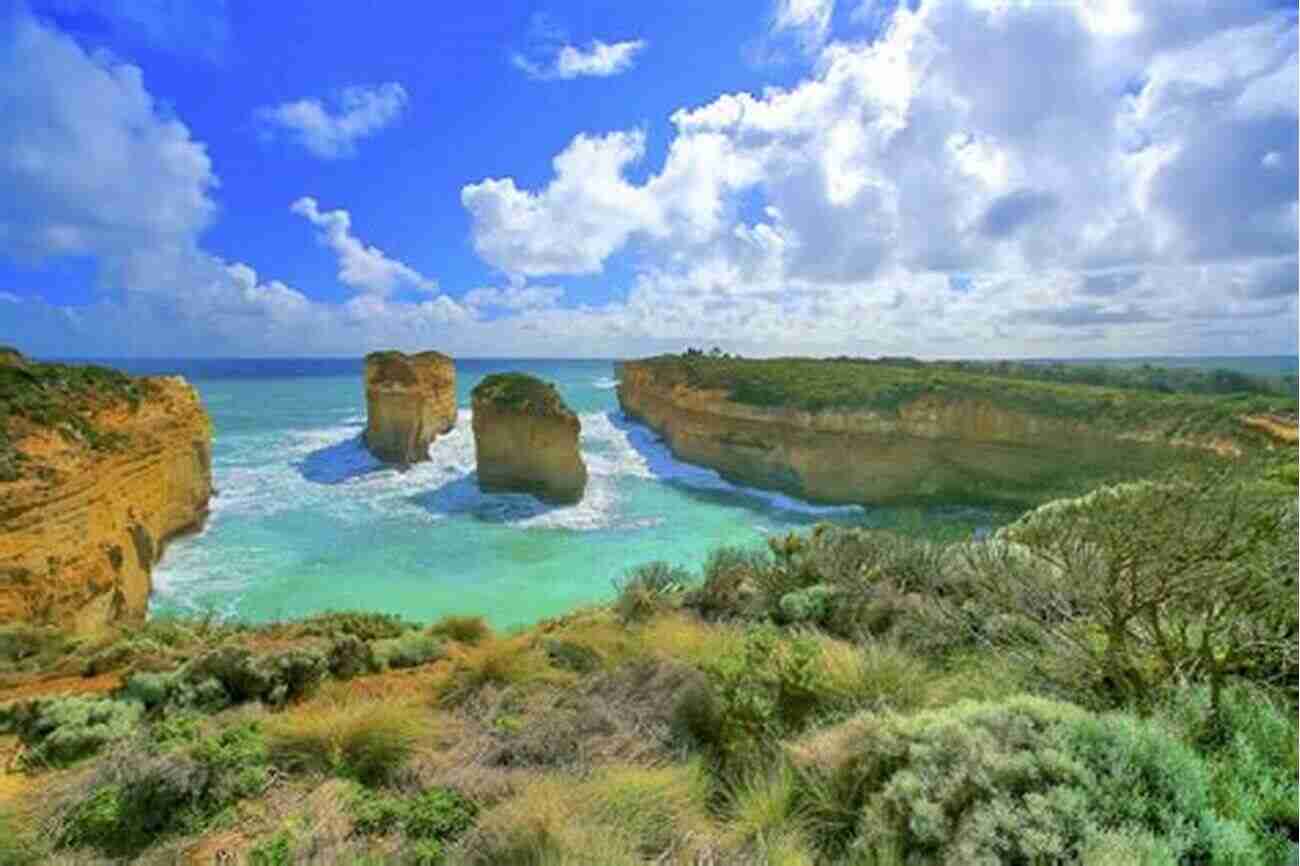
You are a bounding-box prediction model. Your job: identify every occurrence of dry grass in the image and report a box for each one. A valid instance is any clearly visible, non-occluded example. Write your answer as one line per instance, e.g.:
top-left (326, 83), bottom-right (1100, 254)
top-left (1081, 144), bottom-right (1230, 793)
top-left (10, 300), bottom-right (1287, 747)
top-left (816, 636), bottom-right (931, 713)
top-left (264, 697), bottom-right (429, 785)
top-left (636, 614), bottom-right (744, 668)
top-left (438, 635), bottom-right (573, 706)
top-left (453, 762), bottom-right (719, 865)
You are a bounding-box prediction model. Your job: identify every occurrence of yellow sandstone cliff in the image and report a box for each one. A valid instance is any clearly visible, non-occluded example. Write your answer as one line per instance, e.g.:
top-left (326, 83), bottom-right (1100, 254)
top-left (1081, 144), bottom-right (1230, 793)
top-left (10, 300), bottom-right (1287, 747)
top-left (471, 373), bottom-right (587, 505)
top-left (363, 351), bottom-right (457, 464)
top-left (616, 360), bottom-right (1212, 505)
top-left (0, 362), bottom-right (212, 632)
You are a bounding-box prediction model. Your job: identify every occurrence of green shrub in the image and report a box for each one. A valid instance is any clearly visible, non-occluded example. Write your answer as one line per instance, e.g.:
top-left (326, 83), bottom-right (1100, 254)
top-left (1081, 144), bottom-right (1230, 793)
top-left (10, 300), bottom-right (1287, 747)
top-left (1162, 684), bottom-right (1299, 862)
top-left (249, 831), bottom-right (294, 866)
top-left (690, 545), bottom-right (768, 620)
top-left (691, 625), bottom-right (833, 767)
top-left (328, 634), bottom-right (380, 679)
top-left (429, 615), bottom-right (492, 645)
top-left (374, 632), bottom-right (445, 669)
top-left (613, 561), bottom-right (692, 623)
top-left (542, 638), bottom-right (601, 673)
top-left (0, 624), bottom-right (69, 668)
top-left (119, 644), bottom-right (326, 711)
top-left (55, 723), bottom-right (268, 859)
top-left (791, 696), bottom-right (1260, 863)
top-left (2, 696), bottom-right (141, 767)
top-left (778, 584), bottom-right (835, 625)
top-left (349, 785), bottom-right (477, 843)
top-left (297, 611), bottom-right (414, 641)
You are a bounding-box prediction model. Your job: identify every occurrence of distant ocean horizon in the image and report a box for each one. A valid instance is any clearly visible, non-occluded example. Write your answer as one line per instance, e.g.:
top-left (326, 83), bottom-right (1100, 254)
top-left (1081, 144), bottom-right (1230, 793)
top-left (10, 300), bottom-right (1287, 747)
top-left (40, 353), bottom-right (1295, 628)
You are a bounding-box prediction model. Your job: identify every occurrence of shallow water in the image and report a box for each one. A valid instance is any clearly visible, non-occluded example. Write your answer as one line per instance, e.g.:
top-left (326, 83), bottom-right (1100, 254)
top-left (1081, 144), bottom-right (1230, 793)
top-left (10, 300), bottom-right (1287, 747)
top-left (99, 359), bottom-right (1001, 628)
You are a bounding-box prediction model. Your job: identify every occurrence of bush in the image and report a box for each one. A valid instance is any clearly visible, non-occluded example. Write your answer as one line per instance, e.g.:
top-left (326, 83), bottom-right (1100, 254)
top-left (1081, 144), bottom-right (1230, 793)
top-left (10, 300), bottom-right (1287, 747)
top-left (688, 625), bottom-right (835, 768)
top-left (963, 477), bottom-right (1299, 715)
top-left (0, 624), bottom-right (69, 670)
top-left (249, 831), bottom-right (294, 866)
top-left (429, 615), bottom-right (492, 645)
top-left (1161, 684), bottom-right (1299, 862)
top-left (374, 632), bottom-right (445, 669)
top-left (789, 695), bottom-right (1261, 863)
top-left (119, 644), bottom-right (327, 711)
top-left (613, 561), bottom-right (693, 623)
top-left (778, 584), bottom-right (835, 625)
top-left (2, 695), bottom-right (141, 767)
top-left (349, 785), bottom-right (477, 856)
top-left (329, 634), bottom-right (380, 679)
top-left (267, 702), bottom-right (419, 786)
top-left (542, 638), bottom-right (601, 673)
top-left (59, 722), bottom-right (269, 857)
top-left (690, 546), bottom-right (768, 620)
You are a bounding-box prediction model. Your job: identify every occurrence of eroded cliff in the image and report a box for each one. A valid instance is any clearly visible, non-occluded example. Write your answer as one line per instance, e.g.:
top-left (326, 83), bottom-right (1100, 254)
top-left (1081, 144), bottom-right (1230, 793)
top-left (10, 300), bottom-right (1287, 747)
top-left (0, 355), bottom-right (212, 631)
top-left (616, 356), bottom-right (1269, 507)
top-left (363, 351), bottom-right (457, 464)
top-left (472, 373), bottom-right (587, 504)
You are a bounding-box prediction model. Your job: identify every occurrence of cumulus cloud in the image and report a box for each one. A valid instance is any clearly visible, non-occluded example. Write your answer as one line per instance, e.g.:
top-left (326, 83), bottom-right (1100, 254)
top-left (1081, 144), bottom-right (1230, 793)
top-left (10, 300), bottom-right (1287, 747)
top-left (773, 0), bottom-right (835, 53)
top-left (290, 197), bottom-right (437, 296)
top-left (465, 279), bottom-right (563, 310)
top-left (3, 1), bottom-right (1297, 359)
top-left (256, 83), bottom-right (408, 159)
top-left (461, 0), bottom-right (1297, 355)
top-left (0, 10), bottom-right (216, 282)
top-left (513, 38), bottom-right (646, 80)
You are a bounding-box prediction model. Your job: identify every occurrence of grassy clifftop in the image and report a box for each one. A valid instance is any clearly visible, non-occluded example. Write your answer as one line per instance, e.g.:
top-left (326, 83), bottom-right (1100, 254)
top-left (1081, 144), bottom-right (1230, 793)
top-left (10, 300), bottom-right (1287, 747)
top-left (0, 351), bottom-right (153, 482)
top-left (471, 372), bottom-right (574, 419)
top-left (1, 467), bottom-right (1295, 864)
top-left (625, 353), bottom-right (1297, 439)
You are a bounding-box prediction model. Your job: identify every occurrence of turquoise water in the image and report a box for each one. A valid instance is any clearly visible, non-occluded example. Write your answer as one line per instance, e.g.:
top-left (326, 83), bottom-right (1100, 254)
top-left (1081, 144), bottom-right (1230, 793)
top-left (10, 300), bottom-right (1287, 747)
top-left (96, 359), bottom-right (1001, 628)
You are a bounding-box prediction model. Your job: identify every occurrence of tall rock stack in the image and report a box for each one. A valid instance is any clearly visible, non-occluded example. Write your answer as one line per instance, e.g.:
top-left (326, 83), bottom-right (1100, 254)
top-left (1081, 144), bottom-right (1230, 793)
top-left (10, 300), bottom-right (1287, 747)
top-left (363, 351), bottom-right (457, 465)
top-left (471, 373), bottom-right (587, 505)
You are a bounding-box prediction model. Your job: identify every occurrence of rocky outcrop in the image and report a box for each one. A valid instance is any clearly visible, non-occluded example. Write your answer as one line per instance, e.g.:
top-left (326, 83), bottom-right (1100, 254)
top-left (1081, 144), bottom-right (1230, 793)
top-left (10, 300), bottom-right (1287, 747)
top-left (363, 351), bottom-right (457, 464)
top-left (616, 359), bottom-right (1209, 506)
top-left (0, 359), bottom-right (212, 632)
top-left (472, 373), bottom-right (587, 504)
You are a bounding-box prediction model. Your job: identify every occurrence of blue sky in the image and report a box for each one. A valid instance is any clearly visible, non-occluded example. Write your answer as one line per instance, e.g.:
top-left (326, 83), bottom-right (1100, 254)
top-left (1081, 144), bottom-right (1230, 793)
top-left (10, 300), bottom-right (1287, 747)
top-left (0, 0), bottom-right (1295, 357)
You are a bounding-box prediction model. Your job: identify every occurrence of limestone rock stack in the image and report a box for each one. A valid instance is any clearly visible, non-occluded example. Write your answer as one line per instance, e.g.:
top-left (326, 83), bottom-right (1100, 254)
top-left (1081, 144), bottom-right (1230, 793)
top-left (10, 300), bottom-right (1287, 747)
top-left (363, 351), bottom-right (457, 464)
top-left (471, 373), bottom-right (587, 504)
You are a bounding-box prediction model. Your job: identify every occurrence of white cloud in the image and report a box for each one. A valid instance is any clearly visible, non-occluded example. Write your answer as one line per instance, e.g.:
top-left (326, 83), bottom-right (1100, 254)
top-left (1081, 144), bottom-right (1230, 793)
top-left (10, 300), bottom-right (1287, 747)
top-left (0, 11), bottom-right (216, 281)
top-left (773, 0), bottom-right (835, 53)
top-left (256, 83), bottom-right (407, 159)
top-left (3, 2), bottom-right (1296, 359)
top-left (513, 38), bottom-right (646, 80)
top-left (290, 197), bottom-right (436, 296)
top-left (465, 280), bottom-right (563, 310)
top-left (460, 0), bottom-right (1297, 355)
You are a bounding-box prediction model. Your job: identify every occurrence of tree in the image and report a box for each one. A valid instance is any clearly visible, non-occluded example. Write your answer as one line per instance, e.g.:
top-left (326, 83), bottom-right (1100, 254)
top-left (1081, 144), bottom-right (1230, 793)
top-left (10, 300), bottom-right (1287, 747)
top-left (952, 472), bottom-right (1298, 720)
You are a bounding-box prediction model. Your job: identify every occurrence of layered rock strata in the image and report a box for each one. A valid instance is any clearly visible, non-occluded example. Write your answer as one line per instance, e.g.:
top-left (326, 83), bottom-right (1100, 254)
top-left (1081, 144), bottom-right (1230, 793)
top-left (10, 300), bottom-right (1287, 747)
top-left (472, 373), bottom-right (587, 504)
top-left (616, 360), bottom-right (1212, 506)
top-left (0, 359), bottom-right (212, 631)
top-left (363, 351), bottom-right (457, 464)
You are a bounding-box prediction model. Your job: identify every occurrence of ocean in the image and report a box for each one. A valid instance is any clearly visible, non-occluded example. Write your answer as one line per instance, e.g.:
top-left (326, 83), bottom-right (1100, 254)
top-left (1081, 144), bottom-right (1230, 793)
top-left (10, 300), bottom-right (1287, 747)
top-left (78, 358), bottom-right (1004, 629)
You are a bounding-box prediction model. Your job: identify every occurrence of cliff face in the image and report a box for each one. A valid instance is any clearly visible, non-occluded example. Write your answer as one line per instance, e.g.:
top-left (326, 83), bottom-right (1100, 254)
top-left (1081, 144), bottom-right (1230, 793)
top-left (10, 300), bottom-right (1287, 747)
top-left (471, 374), bottom-right (587, 505)
top-left (363, 351), bottom-right (457, 464)
top-left (0, 372), bottom-right (212, 632)
top-left (616, 361), bottom-right (1190, 506)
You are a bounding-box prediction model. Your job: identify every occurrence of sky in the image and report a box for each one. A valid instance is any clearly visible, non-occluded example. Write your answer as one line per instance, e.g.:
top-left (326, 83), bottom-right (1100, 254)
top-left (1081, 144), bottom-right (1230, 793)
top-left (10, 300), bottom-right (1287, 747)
top-left (0, 0), bottom-right (1295, 359)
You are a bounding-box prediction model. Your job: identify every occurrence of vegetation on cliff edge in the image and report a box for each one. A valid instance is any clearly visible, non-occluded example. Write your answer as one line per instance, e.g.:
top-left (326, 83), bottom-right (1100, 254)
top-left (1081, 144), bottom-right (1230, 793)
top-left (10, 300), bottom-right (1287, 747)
top-left (0, 351), bottom-right (152, 482)
top-left (0, 457), bottom-right (1294, 865)
top-left (471, 372), bottom-right (575, 419)
top-left (628, 353), bottom-right (1297, 440)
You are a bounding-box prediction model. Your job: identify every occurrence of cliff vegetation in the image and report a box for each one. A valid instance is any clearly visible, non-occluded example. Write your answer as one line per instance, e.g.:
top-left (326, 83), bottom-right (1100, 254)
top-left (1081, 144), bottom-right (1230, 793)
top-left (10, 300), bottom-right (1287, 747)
top-left (0, 353), bottom-right (152, 482)
top-left (471, 373), bottom-right (574, 419)
top-left (0, 459), bottom-right (1294, 864)
top-left (636, 353), bottom-right (1296, 438)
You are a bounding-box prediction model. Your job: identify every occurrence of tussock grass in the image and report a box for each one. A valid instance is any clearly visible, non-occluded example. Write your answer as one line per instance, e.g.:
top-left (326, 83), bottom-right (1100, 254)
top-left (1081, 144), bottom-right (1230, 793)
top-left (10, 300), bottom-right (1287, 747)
top-left (457, 763), bottom-right (716, 865)
top-left (265, 699), bottom-right (423, 786)
top-left (816, 637), bottom-right (930, 713)
top-left (438, 636), bottom-right (571, 706)
top-left (430, 615), bottom-right (492, 646)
